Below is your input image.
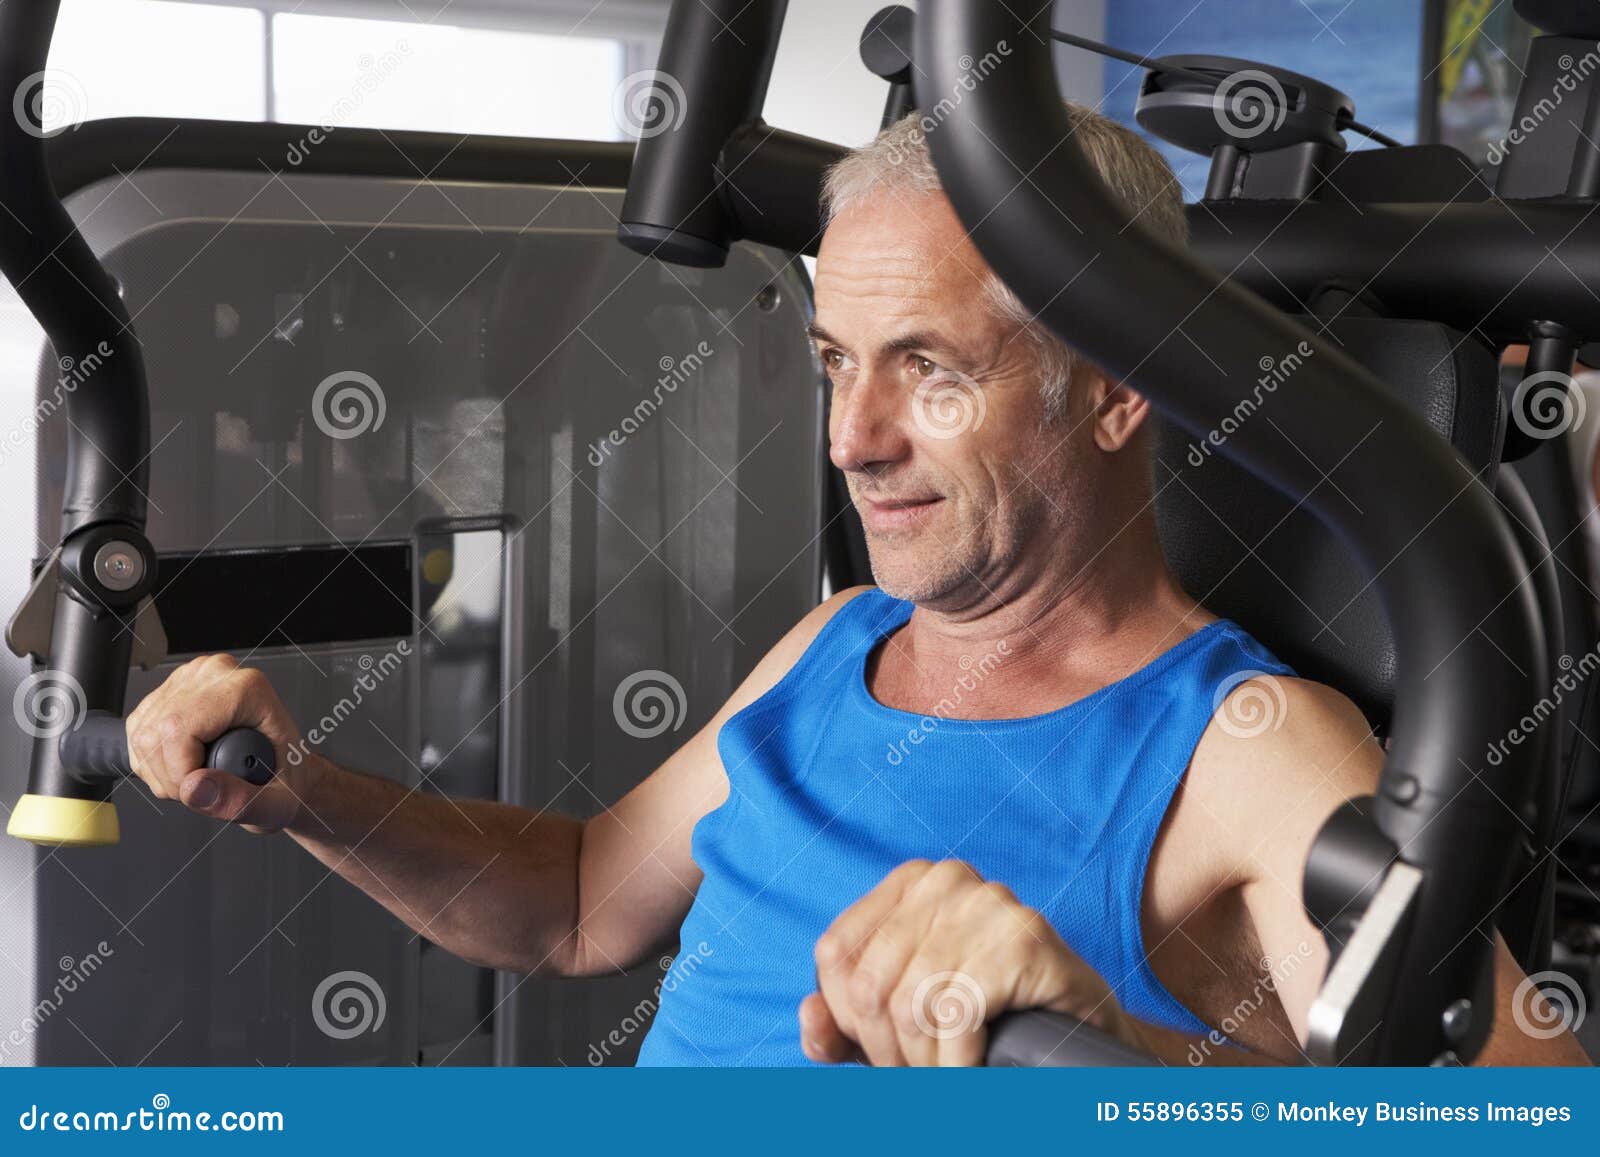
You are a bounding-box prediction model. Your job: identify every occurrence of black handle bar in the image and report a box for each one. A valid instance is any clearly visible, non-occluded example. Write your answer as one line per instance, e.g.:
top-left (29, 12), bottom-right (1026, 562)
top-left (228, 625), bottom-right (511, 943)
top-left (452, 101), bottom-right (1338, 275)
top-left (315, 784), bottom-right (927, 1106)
top-left (987, 1010), bottom-right (1154, 1067)
top-left (59, 710), bottom-right (275, 787)
top-left (915, 1), bottom-right (1540, 1064)
top-left (1, 1), bottom-right (159, 838)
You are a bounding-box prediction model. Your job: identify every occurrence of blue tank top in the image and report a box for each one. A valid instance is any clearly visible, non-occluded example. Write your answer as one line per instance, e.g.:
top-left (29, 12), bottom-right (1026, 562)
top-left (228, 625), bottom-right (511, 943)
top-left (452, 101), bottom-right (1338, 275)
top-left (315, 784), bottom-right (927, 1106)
top-left (635, 588), bottom-right (1294, 1066)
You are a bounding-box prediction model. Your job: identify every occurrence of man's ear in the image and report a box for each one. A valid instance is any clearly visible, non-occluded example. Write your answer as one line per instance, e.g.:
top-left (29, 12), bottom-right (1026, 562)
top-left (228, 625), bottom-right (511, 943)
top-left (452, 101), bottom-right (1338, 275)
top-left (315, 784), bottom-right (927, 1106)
top-left (1086, 372), bottom-right (1152, 452)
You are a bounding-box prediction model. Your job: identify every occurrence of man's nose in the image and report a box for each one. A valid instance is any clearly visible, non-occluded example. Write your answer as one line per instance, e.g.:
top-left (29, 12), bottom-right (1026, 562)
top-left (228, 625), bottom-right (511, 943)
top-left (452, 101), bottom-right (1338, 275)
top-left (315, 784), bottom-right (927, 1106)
top-left (829, 371), bottom-right (911, 474)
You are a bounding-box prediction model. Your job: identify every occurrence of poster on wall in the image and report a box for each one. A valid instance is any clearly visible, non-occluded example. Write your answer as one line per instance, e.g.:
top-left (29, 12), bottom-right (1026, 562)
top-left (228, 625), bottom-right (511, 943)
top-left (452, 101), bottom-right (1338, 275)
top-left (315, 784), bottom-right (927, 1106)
top-left (1435, 0), bottom-right (1535, 164)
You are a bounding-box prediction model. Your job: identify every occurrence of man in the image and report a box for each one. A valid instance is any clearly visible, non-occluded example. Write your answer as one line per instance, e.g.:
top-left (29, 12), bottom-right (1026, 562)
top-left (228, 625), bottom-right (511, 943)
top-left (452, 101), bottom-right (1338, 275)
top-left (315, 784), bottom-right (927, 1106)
top-left (124, 107), bottom-right (1587, 1066)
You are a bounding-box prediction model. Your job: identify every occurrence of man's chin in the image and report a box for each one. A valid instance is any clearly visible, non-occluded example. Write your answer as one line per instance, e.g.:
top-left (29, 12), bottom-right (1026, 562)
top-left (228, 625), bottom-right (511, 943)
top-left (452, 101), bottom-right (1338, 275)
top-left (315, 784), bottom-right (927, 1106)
top-left (864, 547), bottom-right (964, 605)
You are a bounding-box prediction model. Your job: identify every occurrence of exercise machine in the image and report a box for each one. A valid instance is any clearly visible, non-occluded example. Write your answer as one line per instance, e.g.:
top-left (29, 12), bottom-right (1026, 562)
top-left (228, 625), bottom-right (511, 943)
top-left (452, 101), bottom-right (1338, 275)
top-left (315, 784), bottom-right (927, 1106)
top-left (0, 2), bottom-right (821, 1065)
top-left (0, 0), bottom-right (1595, 1067)
top-left (619, 0), bottom-right (1600, 1065)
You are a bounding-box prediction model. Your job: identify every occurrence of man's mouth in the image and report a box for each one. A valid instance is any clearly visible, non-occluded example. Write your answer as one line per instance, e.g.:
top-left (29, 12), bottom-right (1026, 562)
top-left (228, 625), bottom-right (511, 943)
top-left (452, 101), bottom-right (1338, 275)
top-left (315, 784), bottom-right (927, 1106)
top-left (859, 495), bottom-right (944, 533)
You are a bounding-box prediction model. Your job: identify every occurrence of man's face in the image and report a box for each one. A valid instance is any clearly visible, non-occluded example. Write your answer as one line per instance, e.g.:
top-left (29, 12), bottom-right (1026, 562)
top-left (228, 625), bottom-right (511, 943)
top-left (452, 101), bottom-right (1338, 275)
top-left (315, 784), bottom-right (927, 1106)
top-left (813, 192), bottom-right (1100, 610)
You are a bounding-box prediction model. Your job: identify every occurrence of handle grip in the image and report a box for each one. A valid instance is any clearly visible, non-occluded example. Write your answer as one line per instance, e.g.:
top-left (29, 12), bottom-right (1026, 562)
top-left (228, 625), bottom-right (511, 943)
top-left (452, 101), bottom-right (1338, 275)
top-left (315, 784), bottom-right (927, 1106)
top-left (59, 709), bottom-right (275, 787)
top-left (985, 1010), bottom-right (1155, 1067)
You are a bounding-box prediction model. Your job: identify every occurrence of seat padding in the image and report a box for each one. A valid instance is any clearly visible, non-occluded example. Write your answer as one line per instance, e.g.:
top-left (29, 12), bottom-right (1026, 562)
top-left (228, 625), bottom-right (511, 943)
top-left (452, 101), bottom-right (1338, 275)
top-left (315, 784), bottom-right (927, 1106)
top-left (1155, 317), bottom-right (1504, 728)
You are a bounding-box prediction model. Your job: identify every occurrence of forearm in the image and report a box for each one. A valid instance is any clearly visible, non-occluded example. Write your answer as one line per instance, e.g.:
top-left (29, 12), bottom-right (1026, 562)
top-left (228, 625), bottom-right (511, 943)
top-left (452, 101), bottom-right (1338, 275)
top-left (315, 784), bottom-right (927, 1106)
top-left (285, 757), bottom-right (585, 975)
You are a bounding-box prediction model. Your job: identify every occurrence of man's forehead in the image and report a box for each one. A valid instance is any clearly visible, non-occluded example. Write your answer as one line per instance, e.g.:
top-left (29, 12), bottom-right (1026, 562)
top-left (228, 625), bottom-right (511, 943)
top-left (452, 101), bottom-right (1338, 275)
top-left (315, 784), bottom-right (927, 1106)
top-left (820, 191), bottom-right (975, 262)
top-left (816, 201), bottom-right (991, 310)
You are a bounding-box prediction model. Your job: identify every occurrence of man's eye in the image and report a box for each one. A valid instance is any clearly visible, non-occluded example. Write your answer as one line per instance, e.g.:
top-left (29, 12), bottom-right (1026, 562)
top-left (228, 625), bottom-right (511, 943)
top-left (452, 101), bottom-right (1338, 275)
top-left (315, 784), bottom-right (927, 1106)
top-left (911, 356), bottom-right (937, 378)
top-left (822, 349), bottom-right (845, 371)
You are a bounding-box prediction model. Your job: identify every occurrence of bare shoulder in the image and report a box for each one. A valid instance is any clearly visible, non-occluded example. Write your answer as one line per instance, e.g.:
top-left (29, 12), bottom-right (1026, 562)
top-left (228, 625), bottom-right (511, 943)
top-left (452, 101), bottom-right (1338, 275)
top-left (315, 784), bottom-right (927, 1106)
top-left (719, 585), bottom-right (876, 719)
top-left (1183, 674), bottom-right (1384, 886)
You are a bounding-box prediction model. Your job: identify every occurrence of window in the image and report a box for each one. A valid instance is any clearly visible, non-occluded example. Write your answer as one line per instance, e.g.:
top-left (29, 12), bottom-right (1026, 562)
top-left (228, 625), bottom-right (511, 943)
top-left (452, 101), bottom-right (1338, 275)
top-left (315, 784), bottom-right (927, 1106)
top-left (1095, 0), bottom-right (1425, 195)
top-left (271, 14), bottom-right (628, 141)
top-left (48, 0), bottom-right (267, 127)
top-left (45, 1), bottom-right (638, 143)
top-left (1434, 1), bottom-right (1537, 166)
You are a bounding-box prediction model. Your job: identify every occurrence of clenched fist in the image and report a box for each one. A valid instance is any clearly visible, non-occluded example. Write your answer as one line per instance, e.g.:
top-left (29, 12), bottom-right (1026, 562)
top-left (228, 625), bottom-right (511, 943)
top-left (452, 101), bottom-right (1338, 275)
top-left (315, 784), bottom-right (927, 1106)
top-left (801, 858), bottom-right (1139, 1066)
top-left (125, 654), bottom-right (325, 834)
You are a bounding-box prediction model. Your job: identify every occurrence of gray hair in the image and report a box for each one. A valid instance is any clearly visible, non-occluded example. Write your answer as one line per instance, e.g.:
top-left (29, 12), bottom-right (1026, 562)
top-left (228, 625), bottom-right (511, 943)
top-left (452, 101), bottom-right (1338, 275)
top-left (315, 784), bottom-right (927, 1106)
top-left (822, 103), bottom-right (1188, 418)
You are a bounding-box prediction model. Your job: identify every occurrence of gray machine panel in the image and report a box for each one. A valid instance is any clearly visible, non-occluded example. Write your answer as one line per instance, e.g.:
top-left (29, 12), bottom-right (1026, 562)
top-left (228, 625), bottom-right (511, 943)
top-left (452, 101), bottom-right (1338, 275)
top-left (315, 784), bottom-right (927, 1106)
top-left (0, 165), bottom-right (821, 1065)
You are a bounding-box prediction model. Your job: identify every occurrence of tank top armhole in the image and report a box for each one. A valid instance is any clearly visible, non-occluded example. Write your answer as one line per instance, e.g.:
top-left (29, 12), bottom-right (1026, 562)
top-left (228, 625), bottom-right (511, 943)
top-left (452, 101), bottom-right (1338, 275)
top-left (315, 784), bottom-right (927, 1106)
top-left (725, 587), bottom-right (897, 726)
top-left (1123, 758), bottom-right (1218, 1038)
top-left (702, 589), bottom-right (899, 848)
top-left (1119, 630), bottom-right (1296, 1038)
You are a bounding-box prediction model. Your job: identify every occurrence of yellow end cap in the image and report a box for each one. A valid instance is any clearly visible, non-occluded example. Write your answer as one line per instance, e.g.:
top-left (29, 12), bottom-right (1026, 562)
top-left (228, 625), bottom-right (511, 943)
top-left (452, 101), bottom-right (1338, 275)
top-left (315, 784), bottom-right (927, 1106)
top-left (421, 547), bottom-right (453, 586)
top-left (6, 794), bottom-right (120, 847)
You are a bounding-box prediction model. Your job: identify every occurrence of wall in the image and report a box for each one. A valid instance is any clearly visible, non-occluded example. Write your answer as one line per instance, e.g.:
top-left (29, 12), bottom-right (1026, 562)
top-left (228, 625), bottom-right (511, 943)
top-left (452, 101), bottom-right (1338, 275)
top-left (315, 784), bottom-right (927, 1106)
top-left (763, 0), bottom-right (899, 147)
top-left (763, 0), bottom-right (1108, 146)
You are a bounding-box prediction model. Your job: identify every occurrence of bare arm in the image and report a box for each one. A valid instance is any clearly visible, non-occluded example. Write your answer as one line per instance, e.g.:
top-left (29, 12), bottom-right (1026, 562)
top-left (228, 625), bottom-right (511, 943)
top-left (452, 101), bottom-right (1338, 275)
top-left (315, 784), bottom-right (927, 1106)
top-left (125, 588), bottom-right (873, 977)
top-left (800, 676), bottom-right (1589, 1066)
top-left (1218, 678), bottom-right (1590, 1066)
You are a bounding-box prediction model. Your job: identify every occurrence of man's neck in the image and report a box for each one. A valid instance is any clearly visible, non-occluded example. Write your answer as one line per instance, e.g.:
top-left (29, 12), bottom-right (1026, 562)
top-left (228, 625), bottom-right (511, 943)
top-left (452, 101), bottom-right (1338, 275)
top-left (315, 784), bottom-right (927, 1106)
top-left (872, 515), bottom-right (1211, 719)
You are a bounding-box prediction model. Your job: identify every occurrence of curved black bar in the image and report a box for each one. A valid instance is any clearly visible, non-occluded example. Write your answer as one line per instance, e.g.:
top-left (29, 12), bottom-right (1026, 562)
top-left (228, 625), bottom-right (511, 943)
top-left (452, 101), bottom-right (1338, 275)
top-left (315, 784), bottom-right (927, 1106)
top-left (0, 1), bottom-right (149, 533)
top-left (616, 0), bottom-right (847, 268)
top-left (916, 2), bottom-right (1541, 1064)
top-left (987, 1010), bottom-right (1154, 1067)
top-left (1, 3), bottom-right (156, 820)
top-left (617, 0), bottom-right (790, 267)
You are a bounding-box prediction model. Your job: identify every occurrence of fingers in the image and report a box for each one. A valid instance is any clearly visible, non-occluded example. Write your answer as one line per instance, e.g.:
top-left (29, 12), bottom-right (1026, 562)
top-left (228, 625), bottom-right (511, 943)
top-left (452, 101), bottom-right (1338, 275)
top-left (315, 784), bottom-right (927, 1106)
top-left (813, 860), bottom-right (932, 1066)
top-left (798, 992), bottom-right (861, 1064)
top-left (805, 859), bottom-right (1113, 1068)
top-left (123, 654), bottom-right (302, 830)
top-left (178, 769), bottom-right (301, 833)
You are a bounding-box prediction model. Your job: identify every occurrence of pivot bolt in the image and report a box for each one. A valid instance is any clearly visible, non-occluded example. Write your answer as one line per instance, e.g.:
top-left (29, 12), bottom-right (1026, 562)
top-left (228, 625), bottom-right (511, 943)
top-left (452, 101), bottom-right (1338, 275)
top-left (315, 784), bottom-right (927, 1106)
top-left (93, 541), bottom-right (144, 592)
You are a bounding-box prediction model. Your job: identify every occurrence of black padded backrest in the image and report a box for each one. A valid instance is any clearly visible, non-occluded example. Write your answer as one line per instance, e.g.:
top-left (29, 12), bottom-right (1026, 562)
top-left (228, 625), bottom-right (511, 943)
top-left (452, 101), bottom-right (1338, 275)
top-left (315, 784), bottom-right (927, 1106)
top-left (1156, 317), bottom-right (1504, 729)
